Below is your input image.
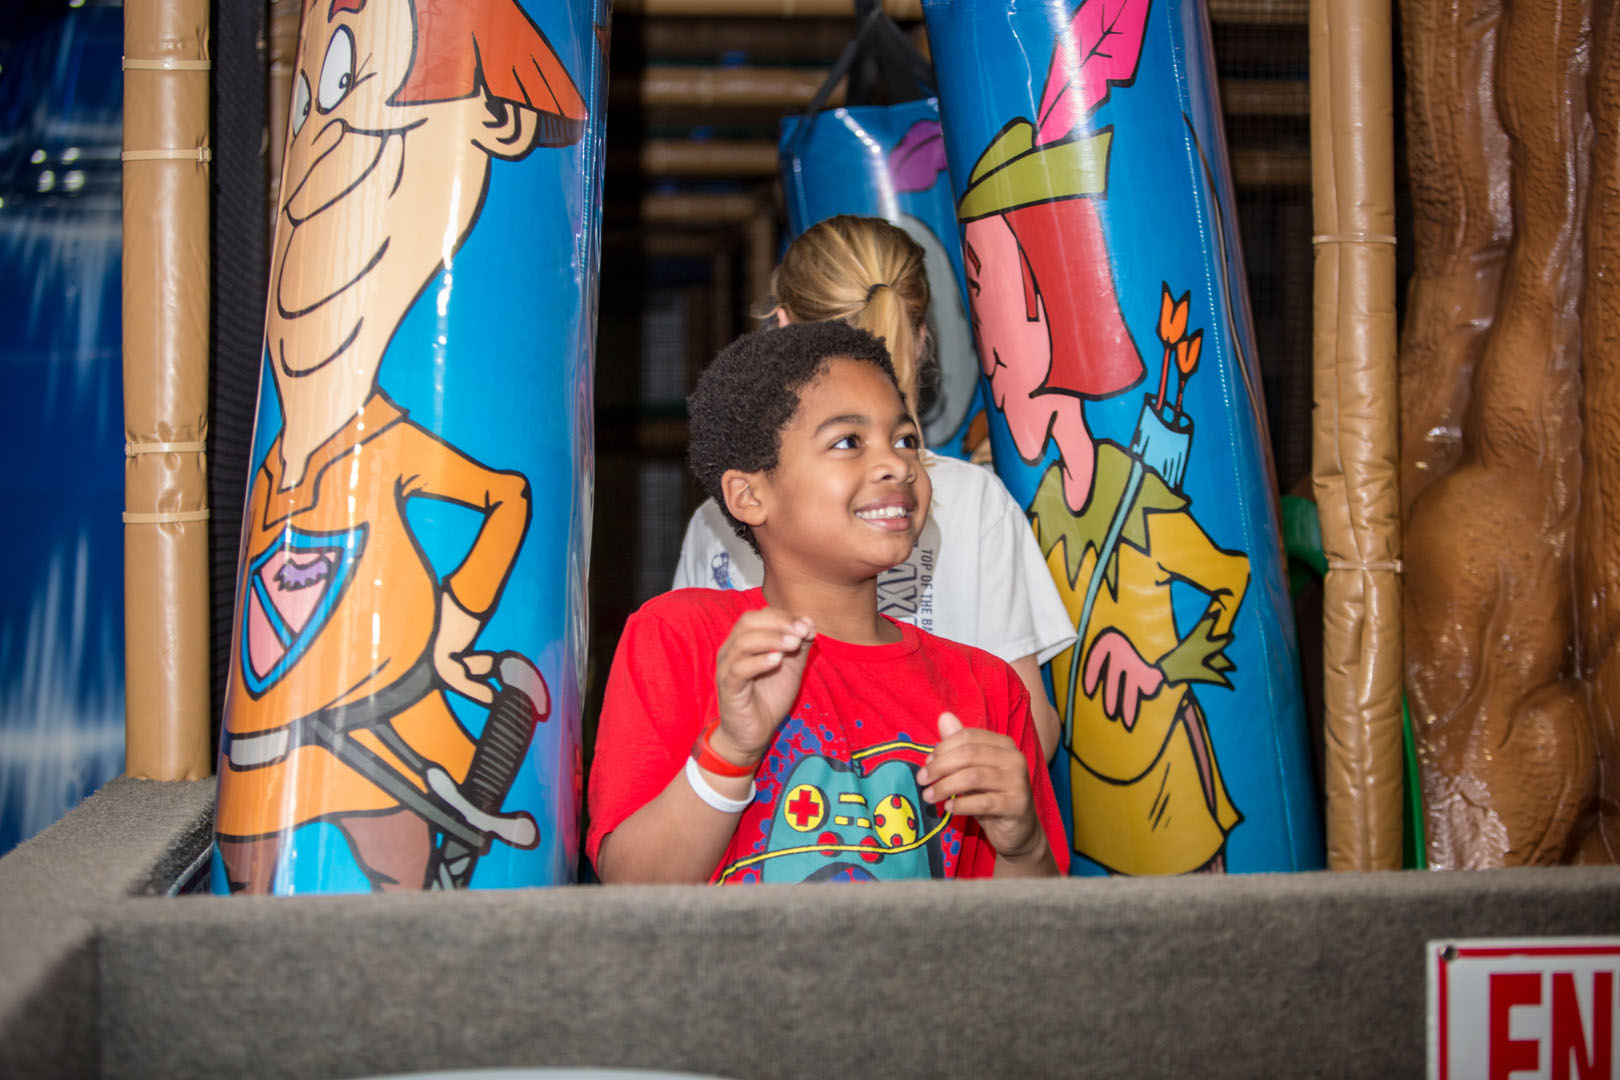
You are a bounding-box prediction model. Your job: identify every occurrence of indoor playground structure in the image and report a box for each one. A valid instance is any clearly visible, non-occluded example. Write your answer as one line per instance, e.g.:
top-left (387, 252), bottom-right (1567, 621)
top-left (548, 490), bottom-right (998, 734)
top-left (1, 0), bottom-right (1618, 1076)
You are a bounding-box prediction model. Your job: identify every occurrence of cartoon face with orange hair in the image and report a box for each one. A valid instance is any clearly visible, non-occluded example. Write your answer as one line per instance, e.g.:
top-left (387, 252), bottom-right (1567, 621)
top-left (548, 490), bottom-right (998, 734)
top-left (216, 0), bottom-right (588, 893)
top-left (268, 0), bottom-right (586, 468)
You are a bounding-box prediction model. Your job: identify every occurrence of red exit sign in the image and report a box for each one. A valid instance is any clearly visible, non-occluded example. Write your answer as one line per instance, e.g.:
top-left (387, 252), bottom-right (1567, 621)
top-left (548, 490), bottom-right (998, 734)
top-left (1430, 939), bottom-right (1620, 1079)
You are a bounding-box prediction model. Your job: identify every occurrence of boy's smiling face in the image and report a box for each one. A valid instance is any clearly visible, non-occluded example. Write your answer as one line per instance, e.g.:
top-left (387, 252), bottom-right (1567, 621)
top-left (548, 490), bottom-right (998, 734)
top-left (734, 357), bottom-right (932, 584)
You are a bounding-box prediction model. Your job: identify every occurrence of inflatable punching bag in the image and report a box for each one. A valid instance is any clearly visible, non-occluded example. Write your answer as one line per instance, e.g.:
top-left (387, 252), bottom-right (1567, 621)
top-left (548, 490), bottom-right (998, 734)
top-left (923, 0), bottom-right (1322, 874)
top-left (212, 0), bottom-right (607, 893)
top-left (778, 9), bottom-right (985, 458)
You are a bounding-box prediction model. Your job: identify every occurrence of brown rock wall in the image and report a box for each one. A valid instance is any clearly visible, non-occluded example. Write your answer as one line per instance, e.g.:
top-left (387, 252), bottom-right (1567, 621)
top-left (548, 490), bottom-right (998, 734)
top-left (1396, 0), bottom-right (1511, 516)
top-left (1402, 0), bottom-right (1596, 867)
top-left (1576, 2), bottom-right (1620, 863)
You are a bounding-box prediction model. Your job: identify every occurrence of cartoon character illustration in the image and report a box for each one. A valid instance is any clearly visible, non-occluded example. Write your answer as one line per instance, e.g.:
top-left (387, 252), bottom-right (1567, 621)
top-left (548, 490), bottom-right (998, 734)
top-left (716, 741), bottom-right (951, 884)
top-left (888, 119), bottom-right (979, 449)
top-left (214, 0), bottom-right (588, 892)
top-left (956, 0), bottom-right (1253, 875)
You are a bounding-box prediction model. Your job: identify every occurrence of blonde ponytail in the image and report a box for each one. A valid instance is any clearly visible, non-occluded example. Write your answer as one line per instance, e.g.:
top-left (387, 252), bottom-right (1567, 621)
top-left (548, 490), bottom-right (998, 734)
top-left (765, 215), bottom-right (931, 413)
top-left (852, 281), bottom-right (922, 406)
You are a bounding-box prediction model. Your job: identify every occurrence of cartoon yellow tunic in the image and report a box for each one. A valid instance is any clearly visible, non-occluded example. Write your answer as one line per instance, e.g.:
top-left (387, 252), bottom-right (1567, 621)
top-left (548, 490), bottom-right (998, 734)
top-left (1032, 443), bottom-right (1250, 874)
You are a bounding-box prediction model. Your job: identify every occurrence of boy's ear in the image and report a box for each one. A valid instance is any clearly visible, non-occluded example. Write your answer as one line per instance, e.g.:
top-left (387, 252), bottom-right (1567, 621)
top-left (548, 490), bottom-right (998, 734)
top-left (721, 469), bottom-right (768, 528)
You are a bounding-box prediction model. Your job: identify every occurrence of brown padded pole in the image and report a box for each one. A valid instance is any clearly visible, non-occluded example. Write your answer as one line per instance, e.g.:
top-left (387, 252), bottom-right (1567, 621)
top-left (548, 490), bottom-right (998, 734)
top-left (613, 66), bottom-right (839, 109)
top-left (619, 134), bottom-right (1308, 185)
top-left (122, 0), bottom-right (212, 781)
top-left (623, 139), bottom-right (781, 177)
top-left (634, 191), bottom-right (764, 223)
top-left (1309, 0), bottom-right (1403, 868)
top-left (746, 200), bottom-right (777, 313)
top-left (618, 65), bottom-right (1307, 117)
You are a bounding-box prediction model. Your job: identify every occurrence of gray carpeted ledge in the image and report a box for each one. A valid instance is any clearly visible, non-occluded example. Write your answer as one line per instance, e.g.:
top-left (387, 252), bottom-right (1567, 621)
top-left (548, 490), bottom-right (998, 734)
top-left (3, 779), bottom-right (1619, 1079)
top-left (0, 776), bottom-right (215, 1078)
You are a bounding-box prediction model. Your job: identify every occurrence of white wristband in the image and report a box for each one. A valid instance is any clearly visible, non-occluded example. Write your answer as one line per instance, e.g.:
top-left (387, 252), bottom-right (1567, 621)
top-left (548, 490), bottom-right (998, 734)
top-left (684, 756), bottom-right (756, 814)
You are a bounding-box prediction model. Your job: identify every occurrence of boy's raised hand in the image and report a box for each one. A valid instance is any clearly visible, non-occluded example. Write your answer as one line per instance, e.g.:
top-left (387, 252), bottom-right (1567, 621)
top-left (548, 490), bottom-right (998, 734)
top-left (710, 609), bottom-right (815, 767)
top-left (917, 712), bottom-right (1052, 872)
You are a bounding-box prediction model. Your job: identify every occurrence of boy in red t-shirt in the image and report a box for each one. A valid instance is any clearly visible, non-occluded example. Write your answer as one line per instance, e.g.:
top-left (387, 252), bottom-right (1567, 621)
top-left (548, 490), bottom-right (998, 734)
top-left (589, 322), bottom-right (1068, 883)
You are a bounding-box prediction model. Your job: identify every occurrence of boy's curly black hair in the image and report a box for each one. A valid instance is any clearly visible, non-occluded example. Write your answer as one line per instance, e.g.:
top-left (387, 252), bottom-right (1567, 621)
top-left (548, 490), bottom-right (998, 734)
top-left (687, 320), bottom-right (899, 554)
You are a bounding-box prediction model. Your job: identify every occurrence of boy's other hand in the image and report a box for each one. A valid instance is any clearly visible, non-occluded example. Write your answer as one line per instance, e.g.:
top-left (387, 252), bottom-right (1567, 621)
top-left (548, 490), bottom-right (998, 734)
top-left (917, 712), bottom-right (1048, 867)
top-left (713, 609), bottom-right (816, 766)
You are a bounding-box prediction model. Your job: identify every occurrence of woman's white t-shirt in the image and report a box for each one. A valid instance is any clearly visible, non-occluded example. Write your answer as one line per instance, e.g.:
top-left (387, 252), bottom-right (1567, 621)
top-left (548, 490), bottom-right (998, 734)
top-left (671, 454), bottom-right (1077, 665)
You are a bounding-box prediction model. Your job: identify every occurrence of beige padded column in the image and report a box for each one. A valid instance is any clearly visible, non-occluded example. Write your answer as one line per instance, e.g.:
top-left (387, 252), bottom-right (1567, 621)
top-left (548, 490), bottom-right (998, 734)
top-left (122, 0), bottom-right (212, 780)
top-left (1309, 0), bottom-right (1403, 869)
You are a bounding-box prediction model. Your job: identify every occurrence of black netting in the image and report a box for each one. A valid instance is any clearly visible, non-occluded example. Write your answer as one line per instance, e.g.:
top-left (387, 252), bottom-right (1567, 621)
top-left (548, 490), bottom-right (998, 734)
top-left (1213, 17), bottom-right (1313, 494)
top-left (208, 0), bottom-right (268, 746)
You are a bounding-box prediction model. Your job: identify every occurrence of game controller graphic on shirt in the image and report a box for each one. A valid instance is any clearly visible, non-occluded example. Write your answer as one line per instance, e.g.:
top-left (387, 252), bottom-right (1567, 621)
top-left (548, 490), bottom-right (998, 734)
top-left (717, 751), bottom-right (952, 883)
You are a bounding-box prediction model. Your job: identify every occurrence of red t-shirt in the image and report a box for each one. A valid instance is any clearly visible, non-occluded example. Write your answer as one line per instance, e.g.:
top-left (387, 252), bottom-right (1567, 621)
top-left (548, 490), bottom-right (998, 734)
top-left (587, 588), bottom-right (1069, 883)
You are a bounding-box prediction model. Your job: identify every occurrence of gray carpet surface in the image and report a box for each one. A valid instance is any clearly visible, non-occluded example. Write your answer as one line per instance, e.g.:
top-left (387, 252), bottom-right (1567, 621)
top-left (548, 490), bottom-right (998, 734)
top-left (0, 777), bottom-right (214, 1077)
top-left (96, 868), bottom-right (1620, 1079)
top-left (4, 779), bottom-right (1619, 1079)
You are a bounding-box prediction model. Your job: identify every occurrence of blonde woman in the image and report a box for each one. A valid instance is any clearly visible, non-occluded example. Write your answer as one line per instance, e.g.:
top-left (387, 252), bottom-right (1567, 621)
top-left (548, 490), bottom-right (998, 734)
top-left (672, 215), bottom-right (1074, 758)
